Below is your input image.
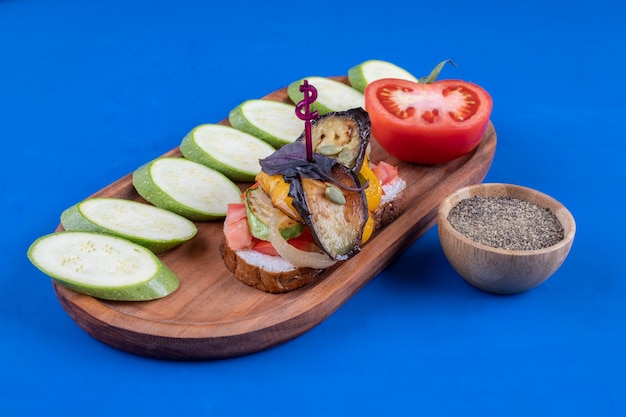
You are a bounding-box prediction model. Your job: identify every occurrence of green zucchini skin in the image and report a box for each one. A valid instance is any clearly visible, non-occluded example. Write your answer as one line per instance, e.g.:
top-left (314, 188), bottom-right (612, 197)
top-left (56, 264), bottom-right (179, 301)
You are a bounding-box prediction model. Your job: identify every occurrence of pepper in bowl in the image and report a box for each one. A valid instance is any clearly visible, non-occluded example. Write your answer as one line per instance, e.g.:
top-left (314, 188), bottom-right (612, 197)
top-left (437, 183), bottom-right (576, 294)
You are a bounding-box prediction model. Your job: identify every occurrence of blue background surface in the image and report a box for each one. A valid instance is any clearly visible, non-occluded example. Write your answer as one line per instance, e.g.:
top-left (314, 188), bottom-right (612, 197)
top-left (2, 0), bottom-right (624, 415)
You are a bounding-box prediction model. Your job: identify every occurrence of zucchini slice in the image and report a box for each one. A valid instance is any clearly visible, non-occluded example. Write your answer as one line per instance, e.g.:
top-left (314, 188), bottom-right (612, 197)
top-left (244, 187), bottom-right (305, 241)
top-left (179, 123), bottom-right (275, 182)
top-left (287, 76), bottom-right (365, 115)
top-left (229, 99), bottom-right (303, 148)
top-left (61, 197), bottom-right (197, 254)
top-left (28, 231), bottom-right (179, 301)
top-left (348, 59), bottom-right (418, 93)
top-left (132, 157), bottom-right (241, 221)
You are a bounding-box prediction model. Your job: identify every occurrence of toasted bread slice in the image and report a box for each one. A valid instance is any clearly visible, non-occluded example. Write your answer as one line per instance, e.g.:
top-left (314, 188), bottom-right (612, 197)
top-left (220, 237), bottom-right (325, 293)
top-left (373, 177), bottom-right (407, 230)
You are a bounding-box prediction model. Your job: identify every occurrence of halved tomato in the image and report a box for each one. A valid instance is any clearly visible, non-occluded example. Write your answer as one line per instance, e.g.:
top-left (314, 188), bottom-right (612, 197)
top-left (364, 78), bottom-right (492, 164)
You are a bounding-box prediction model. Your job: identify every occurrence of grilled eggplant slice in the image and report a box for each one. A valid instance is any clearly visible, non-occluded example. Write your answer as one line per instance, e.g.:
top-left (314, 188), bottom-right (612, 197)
top-left (289, 163), bottom-right (368, 260)
top-left (296, 108), bottom-right (370, 173)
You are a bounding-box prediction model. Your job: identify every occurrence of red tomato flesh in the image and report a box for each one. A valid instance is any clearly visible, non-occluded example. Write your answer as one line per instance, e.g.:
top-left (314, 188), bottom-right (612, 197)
top-left (365, 78), bottom-right (492, 164)
top-left (224, 203), bottom-right (253, 250)
top-left (371, 161), bottom-right (398, 186)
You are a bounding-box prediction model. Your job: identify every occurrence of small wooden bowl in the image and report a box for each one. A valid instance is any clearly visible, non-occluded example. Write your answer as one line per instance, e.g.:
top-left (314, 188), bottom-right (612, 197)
top-left (438, 183), bottom-right (576, 294)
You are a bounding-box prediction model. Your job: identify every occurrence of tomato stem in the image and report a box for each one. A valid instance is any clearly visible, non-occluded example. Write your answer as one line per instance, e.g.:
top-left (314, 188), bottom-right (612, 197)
top-left (418, 59), bottom-right (457, 84)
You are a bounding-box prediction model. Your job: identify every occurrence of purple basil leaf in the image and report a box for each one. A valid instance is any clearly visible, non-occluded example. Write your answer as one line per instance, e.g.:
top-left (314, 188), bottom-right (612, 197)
top-left (259, 141), bottom-right (364, 189)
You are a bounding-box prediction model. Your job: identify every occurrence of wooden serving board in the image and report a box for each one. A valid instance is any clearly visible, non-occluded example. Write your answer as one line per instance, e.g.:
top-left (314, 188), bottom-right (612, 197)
top-left (52, 76), bottom-right (497, 360)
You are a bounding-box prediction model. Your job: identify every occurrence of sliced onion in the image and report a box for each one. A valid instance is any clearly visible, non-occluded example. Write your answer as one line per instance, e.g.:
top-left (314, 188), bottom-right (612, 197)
top-left (268, 210), bottom-right (338, 269)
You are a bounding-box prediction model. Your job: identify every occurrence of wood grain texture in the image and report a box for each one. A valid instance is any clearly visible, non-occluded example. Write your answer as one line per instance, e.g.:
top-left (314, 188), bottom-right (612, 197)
top-left (52, 76), bottom-right (497, 360)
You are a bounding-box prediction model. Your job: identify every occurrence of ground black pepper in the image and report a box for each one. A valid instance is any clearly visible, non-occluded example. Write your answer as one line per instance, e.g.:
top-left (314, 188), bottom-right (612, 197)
top-left (447, 196), bottom-right (564, 250)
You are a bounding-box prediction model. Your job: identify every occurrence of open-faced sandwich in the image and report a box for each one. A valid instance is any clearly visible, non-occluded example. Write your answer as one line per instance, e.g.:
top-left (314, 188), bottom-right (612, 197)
top-left (220, 108), bottom-right (407, 293)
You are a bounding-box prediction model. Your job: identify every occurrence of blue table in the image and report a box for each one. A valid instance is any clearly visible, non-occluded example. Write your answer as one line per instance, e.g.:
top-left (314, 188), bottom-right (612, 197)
top-left (2, 0), bottom-right (624, 415)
